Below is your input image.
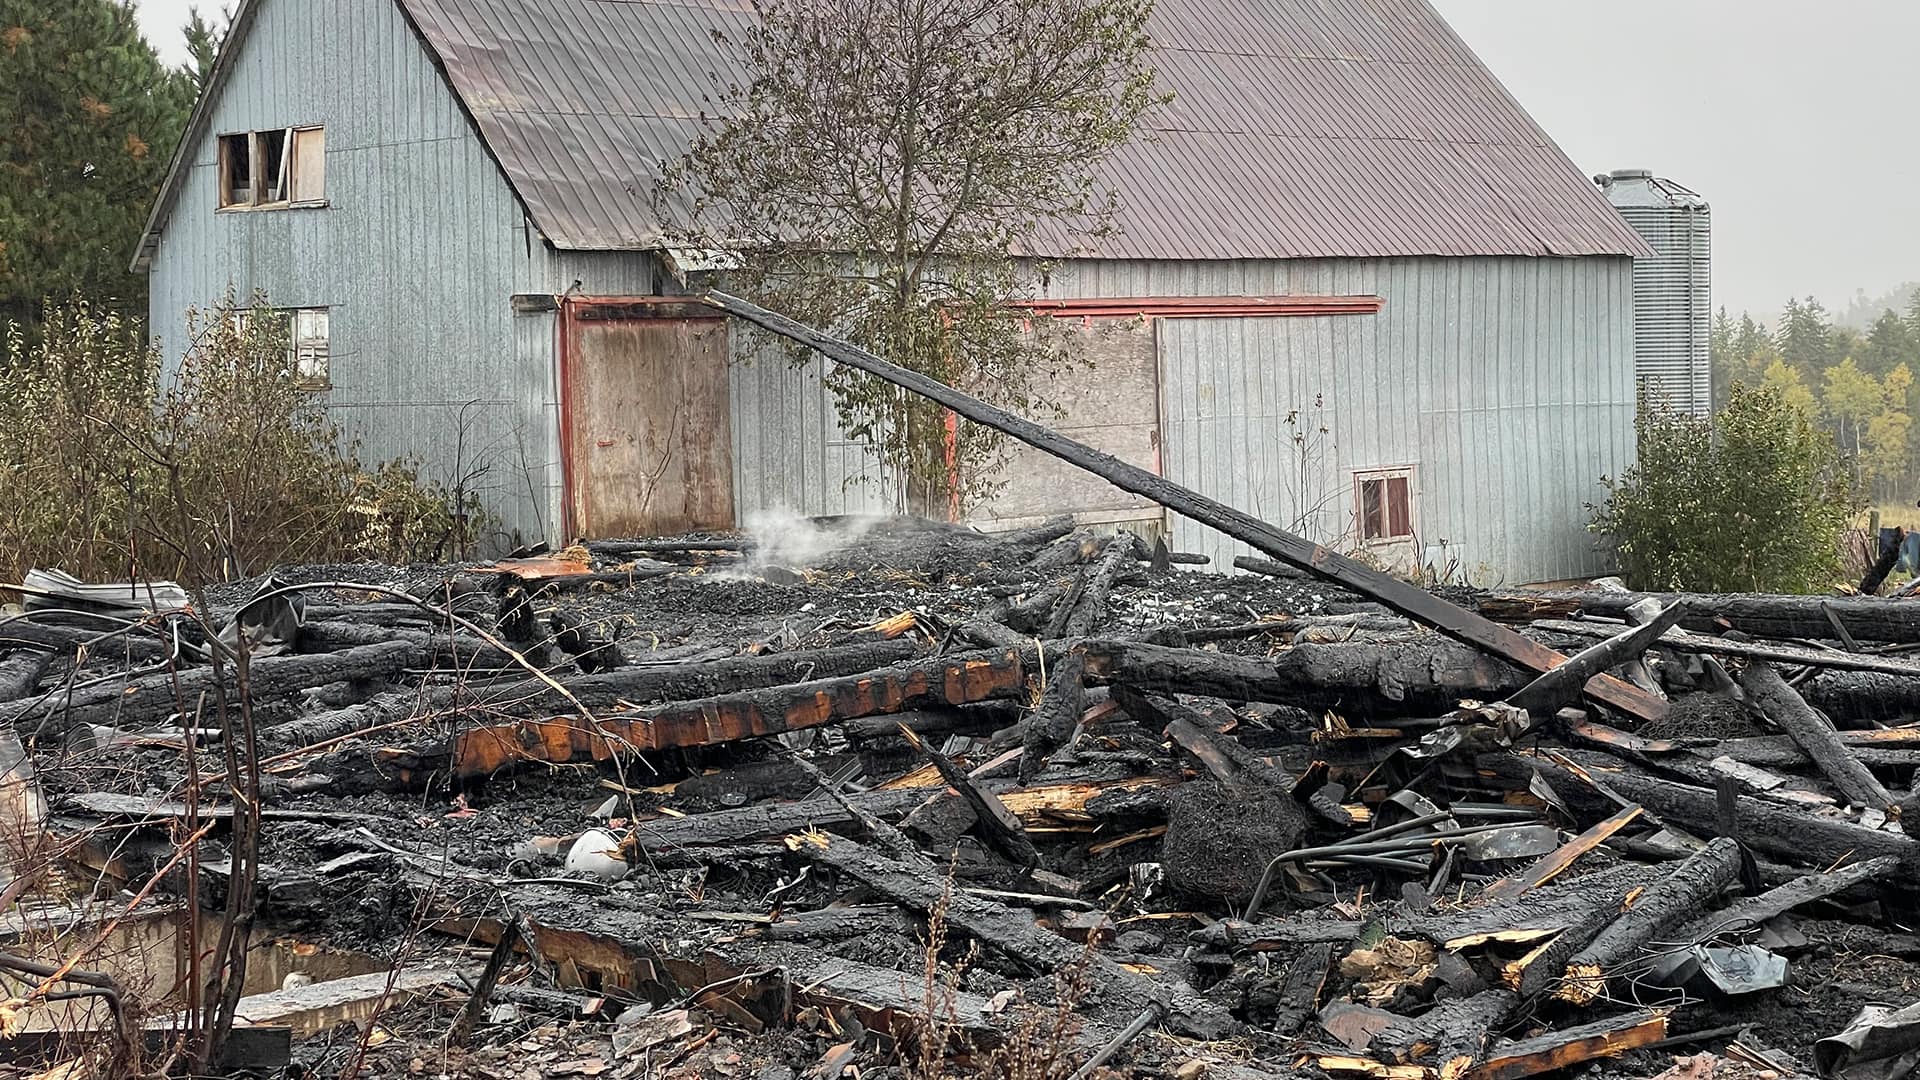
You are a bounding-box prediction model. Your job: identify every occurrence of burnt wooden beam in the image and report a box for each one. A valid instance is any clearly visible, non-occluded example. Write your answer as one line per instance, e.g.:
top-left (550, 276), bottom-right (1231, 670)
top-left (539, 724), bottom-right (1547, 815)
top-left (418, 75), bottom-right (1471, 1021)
top-left (4, 639), bottom-right (421, 736)
top-left (796, 834), bottom-right (1231, 1038)
top-left (1082, 638), bottom-right (1527, 716)
top-left (1554, 836), bottom-right (1741, 1004)
top-left (897, 723), bottom-right (1039, 868)
top-left (1738, 661), bottom-right (1895, 810)
top-left (1372, 989), bottom-right (1516, 1080)
top-left (704, 290), bottom-right (1664, 723)
top-left (1049, 538), bottom-right (1132, 638)
top-left (1532, 619), bottom-right (1920, 678)
top-left (0, 650), bottom-right (50, 705)
top-left (1713, 735), bottom-right (1920, 772)
top-left (1482, 589), bottom-right (1920, 644)
top-left (1860, 528), bottom-right (1905, 595)
top-left (1503, 602), bottom-right (1687, 717)
top-left (1499, 751), bottom-right (1920, 874)
top-left (1675, 854), bottom-right (1901, 940)
top-left (471, 640), bottom-right (920, 716)
top-left (1269, 942), bottom-right (1336, 1037)
top-left (1468, 1011), bottom-right (1668, 1080)
top-left (1020, 651), bottom-right (1087, 781)
top-left (438, 647), bottom-right (1031, 778)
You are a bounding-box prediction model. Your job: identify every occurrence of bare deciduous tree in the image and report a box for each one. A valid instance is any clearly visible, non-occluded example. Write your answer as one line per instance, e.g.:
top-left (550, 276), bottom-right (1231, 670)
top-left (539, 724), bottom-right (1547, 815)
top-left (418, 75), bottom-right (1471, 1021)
top-left (671, 0), bottom-right (1162, 514)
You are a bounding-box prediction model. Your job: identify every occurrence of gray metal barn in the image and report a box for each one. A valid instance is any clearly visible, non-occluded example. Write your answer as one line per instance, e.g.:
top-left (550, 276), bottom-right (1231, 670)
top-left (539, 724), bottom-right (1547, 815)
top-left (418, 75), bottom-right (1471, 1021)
top-left (133, 0), bottom-right (1653, 583)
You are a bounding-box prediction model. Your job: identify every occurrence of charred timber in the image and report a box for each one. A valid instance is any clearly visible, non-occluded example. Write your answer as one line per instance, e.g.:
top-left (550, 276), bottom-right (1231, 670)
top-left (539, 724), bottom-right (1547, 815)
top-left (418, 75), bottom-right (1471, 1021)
top-left (468, 640), bottom-right (919, 716)
top-left (1554, 837), bottom-right (1741, 1004)
top-left (1511, 752), bottom-right (1919, 874)
top-left (431, 647), bottom-right (1031, 780)
top-left (1737, 661), bottom-right (1894, 809)
top-left (4, 639), bottom-right (420, 736)
top-left (1082, 638), bottom-right (1527, 716)
top-left (1021, 652), bottom-right (1087, 781)
top-left (1481, 589), bottom-right (1920, 644)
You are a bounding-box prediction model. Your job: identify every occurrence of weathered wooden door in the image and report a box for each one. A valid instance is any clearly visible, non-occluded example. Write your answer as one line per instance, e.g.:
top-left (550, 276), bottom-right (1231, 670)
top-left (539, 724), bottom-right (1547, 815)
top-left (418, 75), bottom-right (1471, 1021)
top-left (563, 309), bottom-right (735, 538)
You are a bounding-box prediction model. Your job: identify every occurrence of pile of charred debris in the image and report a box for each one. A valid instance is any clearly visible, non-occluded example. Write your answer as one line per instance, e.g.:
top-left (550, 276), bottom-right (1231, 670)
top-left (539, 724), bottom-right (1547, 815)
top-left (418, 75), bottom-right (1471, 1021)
top-left (9, 511), bottom-right (1920, 1080)
top-left (9, 305), bottom-right (1920, 1080)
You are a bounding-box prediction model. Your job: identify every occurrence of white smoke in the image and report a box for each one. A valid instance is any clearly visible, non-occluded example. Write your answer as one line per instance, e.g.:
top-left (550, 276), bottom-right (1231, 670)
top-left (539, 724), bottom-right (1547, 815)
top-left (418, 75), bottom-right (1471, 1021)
top-left (709, 509), bottom-right (889, 581)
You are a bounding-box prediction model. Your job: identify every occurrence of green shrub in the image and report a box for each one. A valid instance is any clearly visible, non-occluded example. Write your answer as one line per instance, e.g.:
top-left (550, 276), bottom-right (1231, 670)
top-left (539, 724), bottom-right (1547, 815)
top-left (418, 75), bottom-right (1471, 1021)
top-left (1589, 383), bottom-right (1860, 594)
top-left (0, 297), bottom-right (488, 586)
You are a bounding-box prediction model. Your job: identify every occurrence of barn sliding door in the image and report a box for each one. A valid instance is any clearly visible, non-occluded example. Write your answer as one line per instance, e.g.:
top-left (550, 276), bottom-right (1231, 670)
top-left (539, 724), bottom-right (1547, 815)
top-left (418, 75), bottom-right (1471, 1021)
top-left (562, 305), bottom-right (735, 538)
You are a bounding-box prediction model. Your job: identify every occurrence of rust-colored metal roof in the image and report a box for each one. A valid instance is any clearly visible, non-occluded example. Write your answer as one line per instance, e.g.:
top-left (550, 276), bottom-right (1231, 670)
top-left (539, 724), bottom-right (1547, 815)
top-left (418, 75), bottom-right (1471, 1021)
top-left (394, 0), bottom-right (1649, 259)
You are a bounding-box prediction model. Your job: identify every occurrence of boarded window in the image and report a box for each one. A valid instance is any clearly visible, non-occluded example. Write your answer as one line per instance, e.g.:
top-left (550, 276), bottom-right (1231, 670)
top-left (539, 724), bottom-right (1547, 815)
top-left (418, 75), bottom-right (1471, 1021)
top-left (290, 127), bottom-right (326, 203)
top-left (217, 126), bottom-right (325, 209)
top-left (1357, 470), bottom-right (1413, 541)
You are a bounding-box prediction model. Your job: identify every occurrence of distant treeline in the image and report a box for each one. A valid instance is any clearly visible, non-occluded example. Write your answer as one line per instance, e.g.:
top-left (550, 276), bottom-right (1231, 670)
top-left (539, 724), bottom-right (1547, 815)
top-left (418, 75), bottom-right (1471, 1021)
top-left (1711, 293), bottom-right (1920, 503)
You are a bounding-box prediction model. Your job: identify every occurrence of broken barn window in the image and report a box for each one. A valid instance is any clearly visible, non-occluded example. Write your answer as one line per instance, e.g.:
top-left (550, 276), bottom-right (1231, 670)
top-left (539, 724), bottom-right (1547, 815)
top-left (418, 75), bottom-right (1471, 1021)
top-left (256, 128), bottom-right (289, 203)
top-left (218, 133), bottom-right (251, 208)
top-left (1357, 468), bottom-right (1414, 541)
top-left (216, 126), bottom-right (325, 209)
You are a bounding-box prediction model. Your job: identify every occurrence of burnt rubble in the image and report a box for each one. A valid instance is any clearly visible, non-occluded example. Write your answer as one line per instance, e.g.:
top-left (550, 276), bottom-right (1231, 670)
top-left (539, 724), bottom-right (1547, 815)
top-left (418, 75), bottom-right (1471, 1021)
top-left (6, 516), bottom-right (1920, 1080)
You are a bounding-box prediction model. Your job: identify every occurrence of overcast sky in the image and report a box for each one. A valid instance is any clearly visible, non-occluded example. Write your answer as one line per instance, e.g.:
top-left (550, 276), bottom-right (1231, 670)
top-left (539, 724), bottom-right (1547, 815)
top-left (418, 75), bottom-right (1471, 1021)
top-left (130, 0), bottom-right (1920, 318)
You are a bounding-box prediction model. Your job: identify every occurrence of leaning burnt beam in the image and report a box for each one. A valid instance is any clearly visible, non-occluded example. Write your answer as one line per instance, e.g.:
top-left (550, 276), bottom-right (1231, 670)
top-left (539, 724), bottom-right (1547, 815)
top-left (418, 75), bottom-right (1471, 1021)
top-left (703, 290), bottom-right (1664, 724)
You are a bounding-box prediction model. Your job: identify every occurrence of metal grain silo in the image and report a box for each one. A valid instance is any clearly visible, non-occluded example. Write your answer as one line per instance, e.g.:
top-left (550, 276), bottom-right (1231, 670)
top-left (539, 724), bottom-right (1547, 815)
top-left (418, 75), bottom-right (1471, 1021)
top-left (1601, 169), bottom-right (1712, 415)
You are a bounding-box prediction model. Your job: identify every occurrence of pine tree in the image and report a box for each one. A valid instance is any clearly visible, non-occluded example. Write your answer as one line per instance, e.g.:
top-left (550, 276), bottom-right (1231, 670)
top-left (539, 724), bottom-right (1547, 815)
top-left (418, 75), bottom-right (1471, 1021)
top-left (182, 5), bottom-right (226, 90)
top-left (1862, 309), bottom-right (1917, 377)
top-left (0, 0), bottom-right (193, 328)
top-left (1735, 313), bottom-right (1772, 364)
top-left (1777, 296), bottom-right (1838, 379)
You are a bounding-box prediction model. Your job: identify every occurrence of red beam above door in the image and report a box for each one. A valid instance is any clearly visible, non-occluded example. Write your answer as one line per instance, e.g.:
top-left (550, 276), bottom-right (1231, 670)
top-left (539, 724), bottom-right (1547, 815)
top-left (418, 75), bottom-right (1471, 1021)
top-left (1010, 295), bottom-right (1384, 319)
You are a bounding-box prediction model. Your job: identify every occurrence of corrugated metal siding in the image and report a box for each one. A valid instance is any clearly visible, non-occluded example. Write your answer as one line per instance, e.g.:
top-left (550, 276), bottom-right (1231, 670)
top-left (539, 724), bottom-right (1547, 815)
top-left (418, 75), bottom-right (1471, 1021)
top-left (144, 0), bottom-right (662, 547)
top-left (1617, 206), bottom-right (1712, 416)
top-left (392, 0), bottom-right (1649, 260)
top-left (727, 341), bottom-right (898, 520)
top-left (1033, 257), bottom-right (1637, 584)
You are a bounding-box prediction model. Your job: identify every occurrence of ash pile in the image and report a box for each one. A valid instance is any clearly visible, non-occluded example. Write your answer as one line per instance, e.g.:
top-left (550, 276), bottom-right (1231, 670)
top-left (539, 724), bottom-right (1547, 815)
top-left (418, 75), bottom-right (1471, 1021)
top-left (7, 517), bottom-right (1920, 1080)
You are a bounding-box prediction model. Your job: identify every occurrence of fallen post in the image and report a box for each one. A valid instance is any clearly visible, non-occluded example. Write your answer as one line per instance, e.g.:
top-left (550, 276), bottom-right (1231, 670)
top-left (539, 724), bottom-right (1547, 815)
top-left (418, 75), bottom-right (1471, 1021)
top-left (1481, 589), bottom-right (1920, 644)
top-left (1737, 661), bottom-right (1895, 810)
top-left (1554, 836), bottom-right (1742, 1004)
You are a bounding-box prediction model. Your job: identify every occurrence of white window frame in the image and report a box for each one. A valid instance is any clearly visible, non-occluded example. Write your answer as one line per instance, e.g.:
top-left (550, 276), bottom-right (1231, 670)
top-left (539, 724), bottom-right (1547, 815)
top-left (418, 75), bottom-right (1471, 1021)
top-left (224, 306), bottom-right (331, 390)
top-left (1354, 465), bottom-right (1417, 544)
top-left (217, 125), bottom-right (326, 210)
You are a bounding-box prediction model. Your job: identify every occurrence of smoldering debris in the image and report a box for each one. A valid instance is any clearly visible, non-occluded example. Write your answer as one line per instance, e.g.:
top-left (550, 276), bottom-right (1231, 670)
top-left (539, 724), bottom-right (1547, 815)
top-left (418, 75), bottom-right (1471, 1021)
top-left (6, 519), bottom-right (1920, 1078)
